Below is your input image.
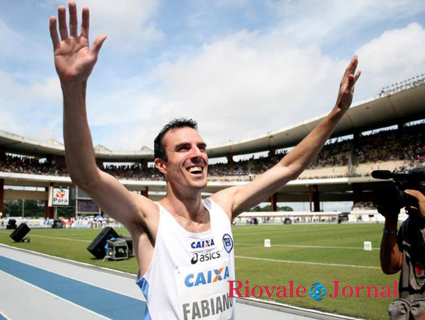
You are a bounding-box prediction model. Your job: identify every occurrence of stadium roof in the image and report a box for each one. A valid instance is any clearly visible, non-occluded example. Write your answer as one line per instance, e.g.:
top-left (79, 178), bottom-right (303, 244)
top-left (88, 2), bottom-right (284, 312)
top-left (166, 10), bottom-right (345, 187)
top-left (1, 81), bottom-right (424, 162)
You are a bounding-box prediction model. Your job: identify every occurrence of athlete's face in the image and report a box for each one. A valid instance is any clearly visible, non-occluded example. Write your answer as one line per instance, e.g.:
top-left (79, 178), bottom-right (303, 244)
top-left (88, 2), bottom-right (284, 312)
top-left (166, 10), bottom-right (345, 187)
top-left (156, 127), bottom-right (208, 190)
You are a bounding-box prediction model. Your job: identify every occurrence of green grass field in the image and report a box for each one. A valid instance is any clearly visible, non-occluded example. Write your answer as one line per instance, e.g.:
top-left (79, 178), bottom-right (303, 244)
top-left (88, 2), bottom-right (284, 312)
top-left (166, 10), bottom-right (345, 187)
top-left (0, 223), bottom-right (398, 320)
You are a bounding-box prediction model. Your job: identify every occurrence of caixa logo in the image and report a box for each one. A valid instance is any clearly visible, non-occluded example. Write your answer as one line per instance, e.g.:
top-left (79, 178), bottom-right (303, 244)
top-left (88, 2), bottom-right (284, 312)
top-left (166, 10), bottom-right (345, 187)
top-left (191, 238), bottom-right (215, 249)
top-left (191, 251), bottom-right (221, 265)
top-left (185, 266), bottom-right (230, 287)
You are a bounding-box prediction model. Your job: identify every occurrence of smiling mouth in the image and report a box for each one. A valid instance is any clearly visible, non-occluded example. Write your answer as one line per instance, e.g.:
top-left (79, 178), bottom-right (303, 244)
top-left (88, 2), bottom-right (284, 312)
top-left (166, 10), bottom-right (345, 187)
top-left (187, 166), bottom-right (204, 175)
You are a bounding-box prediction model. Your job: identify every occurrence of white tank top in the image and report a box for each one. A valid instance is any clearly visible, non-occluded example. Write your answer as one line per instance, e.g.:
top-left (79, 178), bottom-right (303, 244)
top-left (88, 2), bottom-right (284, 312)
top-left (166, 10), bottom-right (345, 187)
top-left (136, 198), bottom-right (235, 320)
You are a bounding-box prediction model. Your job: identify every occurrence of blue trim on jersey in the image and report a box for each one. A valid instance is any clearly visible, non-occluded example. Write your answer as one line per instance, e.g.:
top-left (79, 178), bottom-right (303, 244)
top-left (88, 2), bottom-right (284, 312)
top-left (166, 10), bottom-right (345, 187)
top-left (137, 277), bottom-right (152, 320)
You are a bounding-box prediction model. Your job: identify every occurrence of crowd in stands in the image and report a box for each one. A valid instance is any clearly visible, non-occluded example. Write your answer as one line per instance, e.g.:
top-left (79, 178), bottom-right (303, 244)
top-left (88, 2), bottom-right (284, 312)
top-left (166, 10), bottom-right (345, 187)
top-left (0, 122), bottom-right (423, 181)
top-left (208, 152), bottom-right (285, 177)
top-left (352, 201), bottom-right (376, 211)
top-left (0, 155), bottom-right (68, 176)
top-left (356, 123), bottom-right (424, 164)
top-left (103, 164), bottom-right (163, 181)
top-left (308, 140), bottom-right (351, 168)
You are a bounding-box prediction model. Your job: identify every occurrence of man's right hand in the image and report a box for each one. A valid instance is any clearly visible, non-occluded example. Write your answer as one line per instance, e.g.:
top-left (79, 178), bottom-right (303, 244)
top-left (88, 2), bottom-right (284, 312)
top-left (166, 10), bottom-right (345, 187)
top-left (49, 2), bottom-right (106, 85)
top-left (405, 189), bottom-right (425, 219)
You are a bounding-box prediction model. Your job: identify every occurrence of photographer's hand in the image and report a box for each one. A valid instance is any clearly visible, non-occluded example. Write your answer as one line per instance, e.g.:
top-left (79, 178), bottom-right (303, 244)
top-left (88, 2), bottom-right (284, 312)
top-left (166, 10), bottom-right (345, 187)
top-left (377, 203), bottom-right (399, 225)
top-left (405, 189), bottom-right (425, 218)
top-left (379, 209), bottom-right (402, 274)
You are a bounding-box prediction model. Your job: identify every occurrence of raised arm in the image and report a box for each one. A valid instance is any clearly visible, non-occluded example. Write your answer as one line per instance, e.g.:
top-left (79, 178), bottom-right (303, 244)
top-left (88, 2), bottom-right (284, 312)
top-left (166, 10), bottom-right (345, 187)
top-left (213, 56), bottom-right (361, 218)
top-left (50, 3), bottom-right (155, 233)
top-left (50, 2), bottom-right (106, 190)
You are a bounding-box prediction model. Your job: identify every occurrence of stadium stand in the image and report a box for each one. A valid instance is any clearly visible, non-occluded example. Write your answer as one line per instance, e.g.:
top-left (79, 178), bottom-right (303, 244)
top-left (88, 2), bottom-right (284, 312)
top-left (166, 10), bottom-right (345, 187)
top-left (0, 122), bottom-right (423, 181)
top-left (1, 75), bottom-right (424, 220)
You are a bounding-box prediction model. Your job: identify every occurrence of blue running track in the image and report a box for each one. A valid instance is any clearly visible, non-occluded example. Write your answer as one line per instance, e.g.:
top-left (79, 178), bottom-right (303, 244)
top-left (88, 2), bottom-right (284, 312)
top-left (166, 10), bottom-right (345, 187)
top-left (0, 255), bottom-right (145, 320)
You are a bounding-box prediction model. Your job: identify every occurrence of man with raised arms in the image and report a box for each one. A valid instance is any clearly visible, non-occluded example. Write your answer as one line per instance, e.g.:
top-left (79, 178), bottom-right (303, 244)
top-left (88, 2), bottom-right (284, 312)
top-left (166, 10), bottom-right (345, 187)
top-left (49, 2), bottom-right (360, 319)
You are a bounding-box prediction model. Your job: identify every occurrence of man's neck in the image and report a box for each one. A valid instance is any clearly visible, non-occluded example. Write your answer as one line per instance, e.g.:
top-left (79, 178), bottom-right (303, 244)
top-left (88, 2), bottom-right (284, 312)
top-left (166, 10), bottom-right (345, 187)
top-left (160, 186), bottom-right (208, 224)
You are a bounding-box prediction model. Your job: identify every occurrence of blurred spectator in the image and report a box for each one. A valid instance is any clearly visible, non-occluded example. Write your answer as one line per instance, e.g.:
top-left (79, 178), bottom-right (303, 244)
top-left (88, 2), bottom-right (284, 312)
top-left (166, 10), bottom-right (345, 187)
top-left (352, 201), bottom-right (376, 211)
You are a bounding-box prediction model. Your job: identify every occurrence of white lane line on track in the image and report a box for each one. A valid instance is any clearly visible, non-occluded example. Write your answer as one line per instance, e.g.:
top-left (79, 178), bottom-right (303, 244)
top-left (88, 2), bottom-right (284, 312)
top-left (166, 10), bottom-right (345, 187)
top-left (0, 243), bottom-right (136, 278)
top-left (235, 256), bottom-right (380, 269)
top-left (7, 237), bottom-right (379, 268)
top-left (0, 269), bottom-right (113, 320)
top-left (0, 245), bottom-right (143, 301)
top-left (236, 243), bottom-right (379, 250)
top-left (30, 235), bottom-right (91, 242)
top-left (29, 237), bottom-right (378, 251)
top-left (0, 310), bottom-right (12, 320)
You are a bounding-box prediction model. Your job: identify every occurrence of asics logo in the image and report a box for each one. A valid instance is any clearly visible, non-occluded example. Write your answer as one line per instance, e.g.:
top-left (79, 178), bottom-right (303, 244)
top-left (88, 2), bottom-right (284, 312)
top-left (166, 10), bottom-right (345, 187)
top-left (191, 251), bottom-right (221, 265)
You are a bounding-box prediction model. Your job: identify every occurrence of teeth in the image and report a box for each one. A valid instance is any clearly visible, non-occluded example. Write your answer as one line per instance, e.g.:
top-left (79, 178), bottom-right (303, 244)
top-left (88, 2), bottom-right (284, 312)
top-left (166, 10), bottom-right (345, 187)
top-left (188, 166), bottom-right (202, 173)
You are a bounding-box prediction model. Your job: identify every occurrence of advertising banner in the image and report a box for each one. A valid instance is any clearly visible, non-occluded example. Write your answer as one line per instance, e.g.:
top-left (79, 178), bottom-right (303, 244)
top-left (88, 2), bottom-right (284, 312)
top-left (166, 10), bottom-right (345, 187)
top-left (52, 188), bottom-right (70, 206)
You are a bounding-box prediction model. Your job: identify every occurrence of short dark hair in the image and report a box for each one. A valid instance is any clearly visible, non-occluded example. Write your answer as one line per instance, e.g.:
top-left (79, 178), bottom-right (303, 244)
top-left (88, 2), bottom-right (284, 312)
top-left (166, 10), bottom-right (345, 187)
top-left (154, 118), bottom-right (198, 162)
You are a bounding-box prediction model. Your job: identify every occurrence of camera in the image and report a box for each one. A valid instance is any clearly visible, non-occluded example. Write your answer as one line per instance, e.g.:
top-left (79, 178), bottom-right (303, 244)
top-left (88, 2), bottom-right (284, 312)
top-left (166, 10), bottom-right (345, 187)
top-left (372, 167), bottom-right (425, 215)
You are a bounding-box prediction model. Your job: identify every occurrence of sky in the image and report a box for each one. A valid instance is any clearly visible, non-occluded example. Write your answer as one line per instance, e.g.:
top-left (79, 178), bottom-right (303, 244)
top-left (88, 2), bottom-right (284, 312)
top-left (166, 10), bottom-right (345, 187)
top-left (1, 0), bottom-right (425, 153)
